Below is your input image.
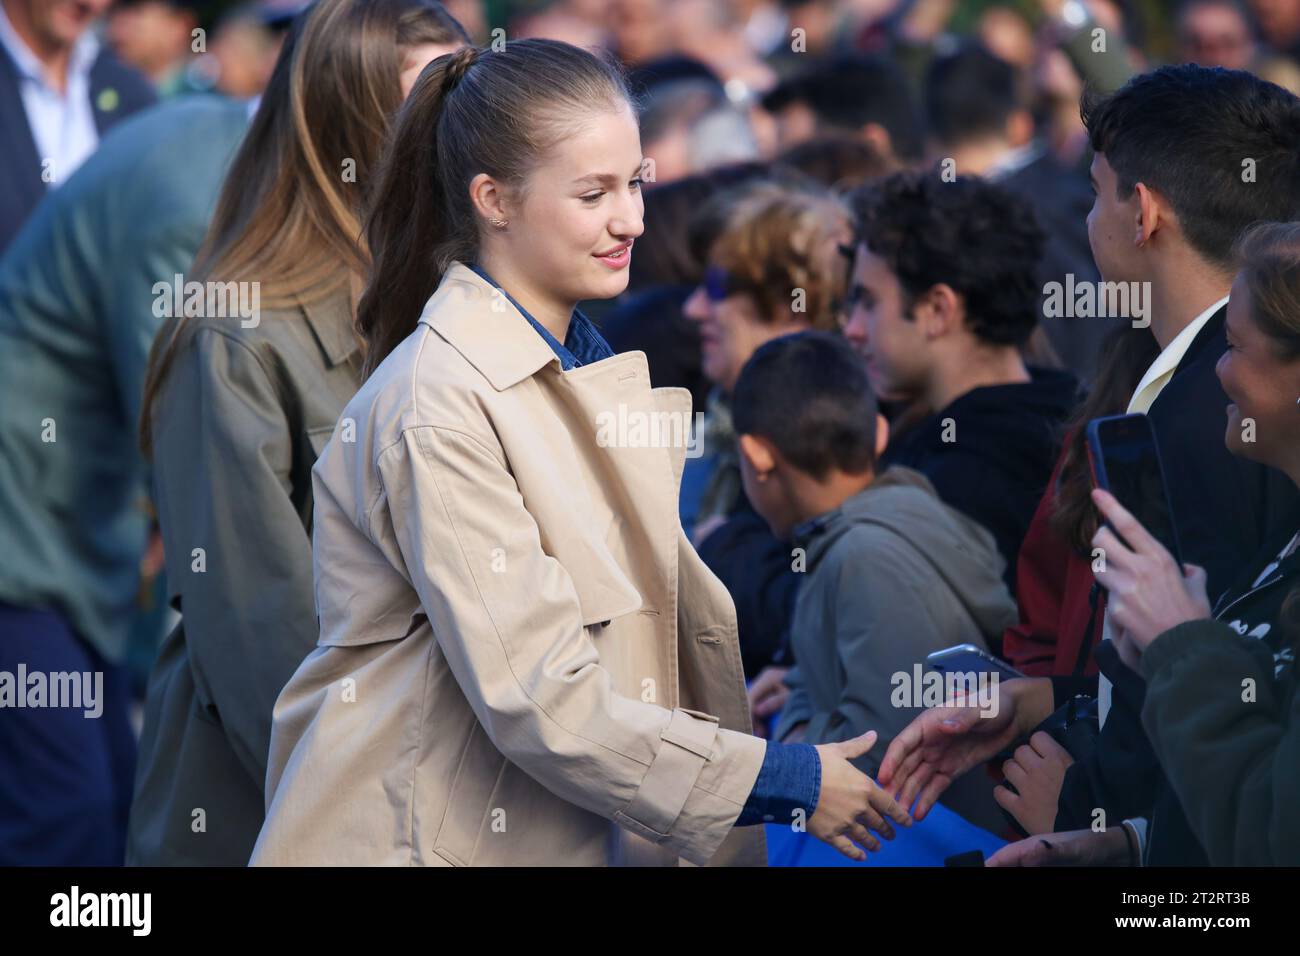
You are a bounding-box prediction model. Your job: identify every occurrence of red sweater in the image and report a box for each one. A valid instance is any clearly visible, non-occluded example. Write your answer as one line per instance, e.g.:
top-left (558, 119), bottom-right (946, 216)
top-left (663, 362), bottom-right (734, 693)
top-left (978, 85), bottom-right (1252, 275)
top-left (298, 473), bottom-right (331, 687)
top-left (1002, 443), bottom-right (1104, 677)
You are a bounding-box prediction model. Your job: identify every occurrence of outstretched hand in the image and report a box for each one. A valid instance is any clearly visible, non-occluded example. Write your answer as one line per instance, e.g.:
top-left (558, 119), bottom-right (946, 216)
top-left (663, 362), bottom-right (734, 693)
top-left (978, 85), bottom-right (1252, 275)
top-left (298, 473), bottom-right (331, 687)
top-left (808, 731), bottom-right (913, 861)
top-left (878, 677), bottom-right (1052, 820)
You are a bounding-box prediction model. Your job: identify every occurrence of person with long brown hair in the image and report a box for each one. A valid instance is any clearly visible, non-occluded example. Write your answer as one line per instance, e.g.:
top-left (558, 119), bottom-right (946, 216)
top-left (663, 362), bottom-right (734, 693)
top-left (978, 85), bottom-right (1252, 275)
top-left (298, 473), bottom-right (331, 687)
top-left (251, 38), bottom-right (911, 867)
top-left (127, 0), bottom-right (467, 866)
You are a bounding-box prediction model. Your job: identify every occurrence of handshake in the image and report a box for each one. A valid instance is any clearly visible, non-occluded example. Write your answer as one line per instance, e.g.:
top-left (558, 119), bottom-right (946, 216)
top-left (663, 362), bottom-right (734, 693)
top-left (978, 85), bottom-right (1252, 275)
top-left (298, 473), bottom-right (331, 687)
top-left (806, 677), bottom-right (1082, 864)
top-left (805, 731), bottom-right (914, 860)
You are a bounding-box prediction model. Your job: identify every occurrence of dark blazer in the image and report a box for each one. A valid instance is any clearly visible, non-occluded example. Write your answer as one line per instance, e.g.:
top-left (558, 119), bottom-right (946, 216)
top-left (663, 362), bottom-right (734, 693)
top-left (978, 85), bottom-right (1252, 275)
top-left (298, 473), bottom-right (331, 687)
top-left (1147, 305), bottom-right (1297, 603)
top-left (0, 41), bottom-right (155, 255)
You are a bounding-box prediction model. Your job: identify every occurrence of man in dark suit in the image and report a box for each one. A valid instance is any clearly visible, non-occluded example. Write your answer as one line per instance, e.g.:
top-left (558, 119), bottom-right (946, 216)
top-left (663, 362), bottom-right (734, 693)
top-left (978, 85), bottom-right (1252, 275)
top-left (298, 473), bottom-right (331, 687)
top-left (1049, 65), bottom-right (1300, 864)
top-left (0, 0), bottom-right (155, 255)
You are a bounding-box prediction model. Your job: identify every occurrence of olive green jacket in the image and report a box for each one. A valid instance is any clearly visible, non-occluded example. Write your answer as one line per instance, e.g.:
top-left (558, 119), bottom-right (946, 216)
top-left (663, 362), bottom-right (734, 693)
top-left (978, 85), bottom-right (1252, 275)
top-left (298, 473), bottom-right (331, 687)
top-left (126, 289), bottom-right (361, 866)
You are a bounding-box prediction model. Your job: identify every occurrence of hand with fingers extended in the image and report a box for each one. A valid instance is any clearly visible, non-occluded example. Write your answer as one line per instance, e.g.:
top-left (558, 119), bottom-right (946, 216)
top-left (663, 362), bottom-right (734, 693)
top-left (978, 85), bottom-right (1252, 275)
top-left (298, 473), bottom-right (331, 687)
top-left (986, 826), bottom-right (1131, 867)
top-left (877, 677), bottom-right (1054, 820)
top-left (996, 731), bottom-right (1074, 835)
top-left (808, 731), bottom-right (913, 861)
top-left (1090, 488), bottom-right (1212, 659)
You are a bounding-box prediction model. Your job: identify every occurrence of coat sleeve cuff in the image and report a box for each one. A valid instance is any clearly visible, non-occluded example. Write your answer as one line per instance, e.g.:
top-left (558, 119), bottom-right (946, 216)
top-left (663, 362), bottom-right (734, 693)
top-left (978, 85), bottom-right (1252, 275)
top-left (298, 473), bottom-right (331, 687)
top-left (612, 709), bottom-right (766, 865)
top-left (734, 741), bottom-right (820, 826)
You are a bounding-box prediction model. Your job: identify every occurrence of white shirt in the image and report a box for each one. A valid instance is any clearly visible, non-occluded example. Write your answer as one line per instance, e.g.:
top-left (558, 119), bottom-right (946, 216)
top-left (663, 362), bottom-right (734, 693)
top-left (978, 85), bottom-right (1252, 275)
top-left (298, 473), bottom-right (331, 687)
top-left (0, 2), bottom-right (101, 188)
top-left (1099, 294), bottom-right (1230, 724)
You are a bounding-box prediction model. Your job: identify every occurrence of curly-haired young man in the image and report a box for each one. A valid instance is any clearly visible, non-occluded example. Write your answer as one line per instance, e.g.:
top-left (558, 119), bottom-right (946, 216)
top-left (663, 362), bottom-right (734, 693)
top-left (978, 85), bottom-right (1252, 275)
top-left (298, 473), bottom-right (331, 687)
top-left (843, 172), bottom-right (1079, 596)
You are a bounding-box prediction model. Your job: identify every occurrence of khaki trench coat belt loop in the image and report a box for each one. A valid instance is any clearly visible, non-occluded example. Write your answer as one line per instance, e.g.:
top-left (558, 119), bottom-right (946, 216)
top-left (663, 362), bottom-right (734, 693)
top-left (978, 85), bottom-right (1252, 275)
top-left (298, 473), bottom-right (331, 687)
top-left (613, 708), bottom-right (722, 840)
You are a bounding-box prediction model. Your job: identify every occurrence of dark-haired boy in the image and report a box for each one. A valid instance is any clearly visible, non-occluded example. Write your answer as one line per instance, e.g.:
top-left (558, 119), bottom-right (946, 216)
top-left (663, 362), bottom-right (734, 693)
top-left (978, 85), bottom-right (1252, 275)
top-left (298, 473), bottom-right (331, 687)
top-left (734, 331), bottom-right (1015, 830)
top-left (845, 172), bottom-right (1079, 601)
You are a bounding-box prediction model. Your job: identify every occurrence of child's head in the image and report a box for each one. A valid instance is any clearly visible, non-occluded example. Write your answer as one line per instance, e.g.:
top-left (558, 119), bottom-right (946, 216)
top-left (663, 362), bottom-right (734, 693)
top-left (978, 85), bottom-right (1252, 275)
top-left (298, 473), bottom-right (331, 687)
top-left (732, 331), bottom-right (887, 539)
top-left (359, 39), bottom-right (643, 375)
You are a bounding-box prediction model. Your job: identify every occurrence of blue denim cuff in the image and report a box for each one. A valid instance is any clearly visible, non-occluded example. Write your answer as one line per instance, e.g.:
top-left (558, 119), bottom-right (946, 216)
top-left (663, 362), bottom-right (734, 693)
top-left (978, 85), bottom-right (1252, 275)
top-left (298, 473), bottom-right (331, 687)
top-left (734, 740), bottom-right (821, 827)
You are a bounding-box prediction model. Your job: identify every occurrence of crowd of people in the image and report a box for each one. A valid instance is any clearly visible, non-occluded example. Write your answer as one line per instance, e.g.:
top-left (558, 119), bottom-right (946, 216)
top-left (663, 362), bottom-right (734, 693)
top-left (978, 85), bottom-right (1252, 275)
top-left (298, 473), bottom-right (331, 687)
top-left (0, 0), bottom-right (1298, 868)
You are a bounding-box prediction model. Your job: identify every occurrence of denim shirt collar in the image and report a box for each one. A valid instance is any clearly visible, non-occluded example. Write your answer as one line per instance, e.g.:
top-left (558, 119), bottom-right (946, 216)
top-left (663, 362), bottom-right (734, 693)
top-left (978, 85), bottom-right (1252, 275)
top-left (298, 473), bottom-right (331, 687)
top-left (466, 262), bottom-right (613, 371)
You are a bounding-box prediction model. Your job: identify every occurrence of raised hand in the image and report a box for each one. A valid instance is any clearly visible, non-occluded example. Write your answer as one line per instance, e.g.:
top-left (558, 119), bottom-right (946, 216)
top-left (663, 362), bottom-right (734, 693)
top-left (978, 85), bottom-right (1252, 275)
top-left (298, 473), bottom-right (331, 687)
top-left (995, 731), bottom-right (1074, 835)
top-left (1090, 488), bottom-right (1211, 653)
top-left (878, 677), bottom-right (1052, 820)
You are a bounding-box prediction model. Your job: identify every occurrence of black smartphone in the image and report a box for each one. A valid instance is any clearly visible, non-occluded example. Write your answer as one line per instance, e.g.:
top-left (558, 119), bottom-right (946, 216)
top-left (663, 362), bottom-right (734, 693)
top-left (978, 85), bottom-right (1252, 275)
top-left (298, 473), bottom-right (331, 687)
top-left (1085, 413), bottom-right (1183, 566)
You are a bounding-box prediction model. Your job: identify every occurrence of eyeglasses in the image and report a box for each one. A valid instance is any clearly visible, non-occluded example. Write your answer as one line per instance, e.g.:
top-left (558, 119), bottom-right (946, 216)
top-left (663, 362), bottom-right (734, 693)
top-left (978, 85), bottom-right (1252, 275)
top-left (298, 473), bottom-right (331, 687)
top-left (702, 265), bottom-right (735, 303)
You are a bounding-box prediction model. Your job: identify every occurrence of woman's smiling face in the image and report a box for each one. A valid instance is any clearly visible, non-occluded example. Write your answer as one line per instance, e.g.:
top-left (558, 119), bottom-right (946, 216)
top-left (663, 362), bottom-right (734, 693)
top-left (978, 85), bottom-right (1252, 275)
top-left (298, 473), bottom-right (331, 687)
top-left (501, 104), bottom-right (647, 308)
top-left (1217, 273), bottom-right (1300, 470)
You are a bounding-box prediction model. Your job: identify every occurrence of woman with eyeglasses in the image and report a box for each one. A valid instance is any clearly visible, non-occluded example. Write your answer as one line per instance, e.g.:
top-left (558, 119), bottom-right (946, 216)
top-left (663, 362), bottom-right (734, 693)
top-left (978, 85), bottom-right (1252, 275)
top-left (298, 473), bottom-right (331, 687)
top-left (676, 180), bottom-right (852, 720)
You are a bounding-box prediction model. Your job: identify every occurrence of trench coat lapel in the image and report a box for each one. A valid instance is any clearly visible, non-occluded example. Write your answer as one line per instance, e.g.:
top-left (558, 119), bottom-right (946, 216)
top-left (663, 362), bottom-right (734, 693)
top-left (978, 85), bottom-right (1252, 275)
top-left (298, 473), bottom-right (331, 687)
top-left (418, 263), bottom-right (559, 390)
top-left (552, 355), bottom-right (688, 621)
top-left (421, 263), bottom-right (693, 632)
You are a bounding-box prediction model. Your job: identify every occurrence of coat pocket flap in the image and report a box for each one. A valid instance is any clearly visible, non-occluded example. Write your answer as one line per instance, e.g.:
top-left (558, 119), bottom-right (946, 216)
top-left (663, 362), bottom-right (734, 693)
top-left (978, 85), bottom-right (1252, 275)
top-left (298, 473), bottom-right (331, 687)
top-left (574, 569), bottom-right (643, 628)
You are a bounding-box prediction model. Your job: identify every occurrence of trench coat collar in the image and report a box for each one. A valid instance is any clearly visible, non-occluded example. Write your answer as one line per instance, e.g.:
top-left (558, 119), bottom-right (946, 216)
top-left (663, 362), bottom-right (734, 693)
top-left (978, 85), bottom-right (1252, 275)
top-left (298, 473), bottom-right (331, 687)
top-left (299, 285), bottom-right (360, 368)
top-left (418, 262), bottom-right (567, 391)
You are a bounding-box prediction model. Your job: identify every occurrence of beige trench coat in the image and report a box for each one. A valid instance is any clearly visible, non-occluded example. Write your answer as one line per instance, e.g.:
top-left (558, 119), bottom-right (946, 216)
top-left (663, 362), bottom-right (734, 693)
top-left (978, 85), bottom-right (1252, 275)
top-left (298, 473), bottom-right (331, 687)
top-left (251, 263), bottom-right (768, 866)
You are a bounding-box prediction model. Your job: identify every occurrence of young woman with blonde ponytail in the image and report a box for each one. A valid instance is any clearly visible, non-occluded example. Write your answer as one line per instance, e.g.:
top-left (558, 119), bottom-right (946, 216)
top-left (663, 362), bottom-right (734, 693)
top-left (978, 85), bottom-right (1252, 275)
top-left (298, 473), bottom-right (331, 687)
top-left (251, 38), bottom-right (913, 868)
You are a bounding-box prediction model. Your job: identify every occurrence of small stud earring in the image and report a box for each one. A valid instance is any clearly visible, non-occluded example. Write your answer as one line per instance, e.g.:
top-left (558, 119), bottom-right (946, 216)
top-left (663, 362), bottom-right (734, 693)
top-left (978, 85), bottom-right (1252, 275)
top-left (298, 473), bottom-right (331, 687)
top-left (489, 217), bottom-right (508, 228)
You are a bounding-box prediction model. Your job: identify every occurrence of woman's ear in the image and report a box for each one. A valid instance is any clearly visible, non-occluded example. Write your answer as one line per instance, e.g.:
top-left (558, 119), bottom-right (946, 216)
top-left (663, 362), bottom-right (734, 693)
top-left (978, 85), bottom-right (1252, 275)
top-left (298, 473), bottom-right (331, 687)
top-left (469, 172), bottom-right (509, 225)
top-left (738, 433), bottom-right (776, 479)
